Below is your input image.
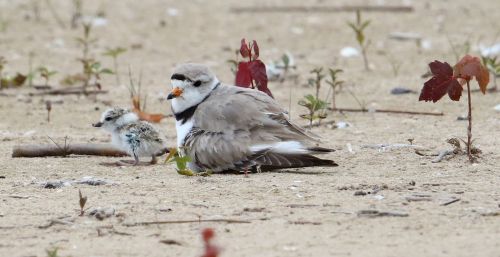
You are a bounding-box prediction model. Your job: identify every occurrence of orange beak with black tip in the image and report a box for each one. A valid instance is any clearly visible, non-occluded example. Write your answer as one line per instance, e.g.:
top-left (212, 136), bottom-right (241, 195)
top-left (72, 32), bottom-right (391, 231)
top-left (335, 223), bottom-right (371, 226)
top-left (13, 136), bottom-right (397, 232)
top-left (167, 87), bottom-right (183, 100)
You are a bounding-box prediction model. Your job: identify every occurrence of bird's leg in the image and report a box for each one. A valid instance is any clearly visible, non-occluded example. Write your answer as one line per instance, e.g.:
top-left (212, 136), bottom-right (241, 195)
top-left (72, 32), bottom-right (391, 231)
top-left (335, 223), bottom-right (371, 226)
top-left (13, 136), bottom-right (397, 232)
top-left (133, 153), bottom-right (140, 166)
top-left (150, 155), bottom-right (157, 165)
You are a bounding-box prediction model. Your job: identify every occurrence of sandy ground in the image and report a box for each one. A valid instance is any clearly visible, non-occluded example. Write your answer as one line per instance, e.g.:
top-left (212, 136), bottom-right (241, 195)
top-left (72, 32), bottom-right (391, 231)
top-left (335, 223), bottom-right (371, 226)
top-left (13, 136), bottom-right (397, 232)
top-left (1, 0), bottom-right (499, 256)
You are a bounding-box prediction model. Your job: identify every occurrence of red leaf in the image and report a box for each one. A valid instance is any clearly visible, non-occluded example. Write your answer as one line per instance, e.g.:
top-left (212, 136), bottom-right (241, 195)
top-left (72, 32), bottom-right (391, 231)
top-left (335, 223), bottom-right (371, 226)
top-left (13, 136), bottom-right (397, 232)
top-left (248, 60), bottom-right (273, 98)
top-left (252, 40), bottom-right (259, 59)
top-left (202, 246), bottom-right (219, 257)
top-left (454, 55), bottom-right (490, 94)
top-left (419, 60), bottom-right (462, 102)
top-left (202, 228), bottom-right (214, 243)
top-left (235, 62), bottom-right (252, 88)
top-left (240, 39), bottom-right (250, 58)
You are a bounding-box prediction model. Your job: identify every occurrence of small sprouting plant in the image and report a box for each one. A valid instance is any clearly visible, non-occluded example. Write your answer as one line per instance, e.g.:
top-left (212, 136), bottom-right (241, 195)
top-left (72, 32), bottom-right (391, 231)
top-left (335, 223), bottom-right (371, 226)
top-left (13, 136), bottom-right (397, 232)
top-left (84, 61), bottom-right (113, 89)
top-left (164, 148), bottom-right (194, 176)
top-left (325, 68), bottom-right (344, 110)
top-left (78, 189), bottom-right (87, 216)
top-left (71, 0), bottom-right (82, 29)
top-left (0, 57), bottom-right (27, 89)
top-left (76, 22), bottom-right (95, 62)
top-left (38, 66), bottom-right (57, 86)
top-left (298, 94), bottom-right (328, 128)
top-left (103, 47), bottom-right (127, 85)
top-left (347, 10), bottom-right (371, 71)
top-left (76, 22), bottom-right (110, 91)
top-left (278, 53), bottom-right (295, 83)
top-left (46, 247), bottom-right (59, 257)
top-left (481, 56), bottom-right (500, 91)
top-left (308, 67), bottom-right (325, 99)
top-left (235, 38), bottom-right (273, 97)
top-left (419, 55), bottom-right (489, 162)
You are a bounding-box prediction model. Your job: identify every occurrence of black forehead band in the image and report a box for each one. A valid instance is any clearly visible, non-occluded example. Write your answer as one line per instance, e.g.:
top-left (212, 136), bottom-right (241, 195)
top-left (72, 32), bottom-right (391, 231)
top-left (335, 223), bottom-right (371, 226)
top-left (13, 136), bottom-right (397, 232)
top-left (171, 73), bottom-right (192, 82)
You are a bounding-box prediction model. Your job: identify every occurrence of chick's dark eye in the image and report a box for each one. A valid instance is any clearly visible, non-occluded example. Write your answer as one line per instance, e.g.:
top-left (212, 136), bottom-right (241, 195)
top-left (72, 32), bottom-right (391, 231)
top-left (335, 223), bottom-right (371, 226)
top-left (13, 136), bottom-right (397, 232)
top-left (193, 80), bottom-right (202, 87)
top-left (105, 117), bottom-right (112, 121)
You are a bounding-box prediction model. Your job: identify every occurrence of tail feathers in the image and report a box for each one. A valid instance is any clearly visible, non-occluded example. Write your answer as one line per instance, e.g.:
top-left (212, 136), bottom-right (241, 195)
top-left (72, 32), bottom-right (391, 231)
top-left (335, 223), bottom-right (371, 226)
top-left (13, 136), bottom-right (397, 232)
top-left (307, 146), bottom-right (335, 154)
top-left (254, 152), bottom-right (338, 169)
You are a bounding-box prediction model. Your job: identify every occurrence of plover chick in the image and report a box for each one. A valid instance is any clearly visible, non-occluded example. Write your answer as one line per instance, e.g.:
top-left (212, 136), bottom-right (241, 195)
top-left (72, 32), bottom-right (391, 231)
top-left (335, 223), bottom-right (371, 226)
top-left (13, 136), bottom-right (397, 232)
top-left (166, 63), bottom-right (337, 173)
top-left (93, 107), bottom-right (167, 166)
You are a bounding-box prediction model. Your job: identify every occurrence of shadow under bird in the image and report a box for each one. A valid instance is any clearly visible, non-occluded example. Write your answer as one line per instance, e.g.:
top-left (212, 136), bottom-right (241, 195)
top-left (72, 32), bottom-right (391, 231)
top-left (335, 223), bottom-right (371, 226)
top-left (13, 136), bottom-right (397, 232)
top-left (166, 63), bottom-right (338, 173)
top-left (93, 108), bottom-right (167, 165)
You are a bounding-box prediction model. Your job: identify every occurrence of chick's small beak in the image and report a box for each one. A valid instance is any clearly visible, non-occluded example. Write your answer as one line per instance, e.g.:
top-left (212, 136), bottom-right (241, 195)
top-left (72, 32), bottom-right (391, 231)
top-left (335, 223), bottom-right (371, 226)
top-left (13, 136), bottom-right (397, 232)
top-left (92, 122), bottom-right (103, 127)
top-left (167, 87), bottom-right (183, 100)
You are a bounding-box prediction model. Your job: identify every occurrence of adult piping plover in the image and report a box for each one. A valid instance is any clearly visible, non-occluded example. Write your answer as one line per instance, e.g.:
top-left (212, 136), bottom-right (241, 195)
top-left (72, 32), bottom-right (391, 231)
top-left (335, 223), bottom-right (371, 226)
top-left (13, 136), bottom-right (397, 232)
top-left (166, 63), bottom-right (337, 173)
top-left (92, 107), bottom-right (167, 165)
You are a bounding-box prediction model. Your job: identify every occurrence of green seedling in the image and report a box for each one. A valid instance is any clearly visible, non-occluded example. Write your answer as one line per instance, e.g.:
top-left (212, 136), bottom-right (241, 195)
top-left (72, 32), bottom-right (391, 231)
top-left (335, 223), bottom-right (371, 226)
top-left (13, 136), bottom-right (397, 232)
top-left (46, 247), bottom-right (59, 257)
top-left (103, 47), bottom-right (127, 85)
top-left (71, 0), bottom-right (82, 29)
top-left (76, 22), bottom-right (97, 90)
top-left (37, 66), bottom-right (57, 86)
top-left (347, 10), bottom-right (371, 71)
top-left (0, 57), bottom-right (27, 88)
top-left (86, 61), bottom-right (113, 89)
top-left (481, 56), bottom-right (500, 91)
top-left (325, 68), bottom-right (344, 110)
top-left (164, 148), bottom-right (195, 176)
top-left (298, 94), bottom-right (328, 128)
top-left (164, 148), bottom-right (211, 176)
top-left (308, 67), bottom-right (325, 99)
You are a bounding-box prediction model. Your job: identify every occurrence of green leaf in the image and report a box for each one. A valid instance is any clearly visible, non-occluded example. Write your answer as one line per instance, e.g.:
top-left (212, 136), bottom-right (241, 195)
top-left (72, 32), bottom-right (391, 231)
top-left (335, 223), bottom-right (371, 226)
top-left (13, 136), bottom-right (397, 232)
top-left (282, 54), bottom-right (290, 67)
top-left (360, 20), bottom-right (371, 30)
top-left (177, 169), bottom-right (194, 176)
top-left (100, 68), bottom-right (114, 74)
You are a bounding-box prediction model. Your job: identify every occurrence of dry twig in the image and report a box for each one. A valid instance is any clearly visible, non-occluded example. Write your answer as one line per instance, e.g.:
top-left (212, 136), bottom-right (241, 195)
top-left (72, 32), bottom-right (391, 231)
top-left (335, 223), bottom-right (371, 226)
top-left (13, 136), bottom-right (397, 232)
top-left (231, 5), bottom-right (414, 13)
top-left (124, 219), bottom-right (251, 227)
top-left (330, 107), bottom-right (443, 116)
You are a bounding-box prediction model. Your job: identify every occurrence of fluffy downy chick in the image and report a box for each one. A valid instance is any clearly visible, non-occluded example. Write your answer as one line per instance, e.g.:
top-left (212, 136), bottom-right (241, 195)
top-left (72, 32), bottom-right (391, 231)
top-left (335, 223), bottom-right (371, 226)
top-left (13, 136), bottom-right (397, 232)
top-left (93, 107), bottom-right (166, 165)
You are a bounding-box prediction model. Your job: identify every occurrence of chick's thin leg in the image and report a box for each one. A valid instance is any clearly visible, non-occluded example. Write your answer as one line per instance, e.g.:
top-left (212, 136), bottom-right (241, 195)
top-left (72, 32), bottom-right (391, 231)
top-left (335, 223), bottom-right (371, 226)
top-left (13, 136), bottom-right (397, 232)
top-left (133, 152), bottom-right (140, 166)
top-left (150, 155), bottom-right (157, 165)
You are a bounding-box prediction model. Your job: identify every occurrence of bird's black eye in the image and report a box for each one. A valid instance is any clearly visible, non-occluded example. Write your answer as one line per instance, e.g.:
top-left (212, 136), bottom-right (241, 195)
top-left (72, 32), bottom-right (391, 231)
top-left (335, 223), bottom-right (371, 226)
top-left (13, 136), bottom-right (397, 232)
top-left (105, 117), bottom-right (112, 121)
top-left (193, 80), bottom-right (202, 87)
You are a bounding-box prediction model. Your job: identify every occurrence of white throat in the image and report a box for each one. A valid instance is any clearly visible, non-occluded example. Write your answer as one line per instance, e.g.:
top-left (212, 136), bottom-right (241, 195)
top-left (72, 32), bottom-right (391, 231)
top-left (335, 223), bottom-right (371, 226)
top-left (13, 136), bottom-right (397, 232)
top-left (171, 78), bottom-right (219, 114)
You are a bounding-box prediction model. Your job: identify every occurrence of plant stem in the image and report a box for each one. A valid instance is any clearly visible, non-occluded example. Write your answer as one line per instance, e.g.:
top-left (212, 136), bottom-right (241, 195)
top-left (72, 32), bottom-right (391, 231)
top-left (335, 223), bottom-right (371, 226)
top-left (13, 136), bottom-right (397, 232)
top-left (331, 86), bottom-right (336, 110)
top-left (466, 80), bottom-right (473, 162)
top-left (361, 46), bottom-right (369, 71)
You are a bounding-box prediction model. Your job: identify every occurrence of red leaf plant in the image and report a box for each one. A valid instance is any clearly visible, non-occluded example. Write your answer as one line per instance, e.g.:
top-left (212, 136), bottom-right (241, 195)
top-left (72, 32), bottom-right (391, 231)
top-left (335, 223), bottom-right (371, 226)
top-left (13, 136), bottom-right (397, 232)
top-left (235, 39), bottom-right (273, 98)
top-left (201, 228), bottom-right (220, 257)
top-left (419, 55), bottom-right (490, 162)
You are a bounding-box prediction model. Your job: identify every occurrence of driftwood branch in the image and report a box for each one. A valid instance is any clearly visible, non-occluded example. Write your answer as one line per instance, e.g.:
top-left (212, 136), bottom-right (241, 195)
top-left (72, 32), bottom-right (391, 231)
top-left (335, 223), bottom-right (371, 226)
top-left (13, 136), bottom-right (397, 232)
top-left (330, 107), bottom-right (443, 116)
top-left (12, 144), bottom-right (128, 158)
top-left (231, 5), bottom-right (414, 13)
